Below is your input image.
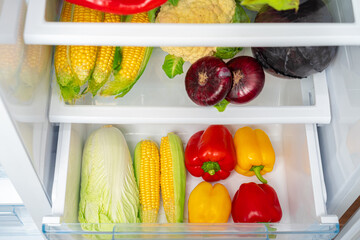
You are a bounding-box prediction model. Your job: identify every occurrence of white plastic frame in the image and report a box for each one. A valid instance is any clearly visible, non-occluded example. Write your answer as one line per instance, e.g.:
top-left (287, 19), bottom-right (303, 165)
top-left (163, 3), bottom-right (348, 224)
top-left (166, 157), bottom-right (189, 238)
top-left (49, 71), bottom-right (330, 125)
top-left (24, 0), bottom-right (360, 46)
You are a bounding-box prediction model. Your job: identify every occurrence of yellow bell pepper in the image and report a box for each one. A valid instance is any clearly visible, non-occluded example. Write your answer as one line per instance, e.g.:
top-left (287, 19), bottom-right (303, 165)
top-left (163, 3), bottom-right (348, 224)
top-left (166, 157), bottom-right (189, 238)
top-left (188, 182), bottom-right (231, 223)
top-left (234, 127), bottom-right (275, 184)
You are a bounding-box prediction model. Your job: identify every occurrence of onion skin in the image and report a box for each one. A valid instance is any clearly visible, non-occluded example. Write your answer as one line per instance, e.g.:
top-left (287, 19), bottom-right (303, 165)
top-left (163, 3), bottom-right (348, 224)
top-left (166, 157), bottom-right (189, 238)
top-left (225, 56), bottom-right (265, 104)
top-left (185, 56), bottom-right (232, 106)
top-left (252, 0), bottom-right (338, 79)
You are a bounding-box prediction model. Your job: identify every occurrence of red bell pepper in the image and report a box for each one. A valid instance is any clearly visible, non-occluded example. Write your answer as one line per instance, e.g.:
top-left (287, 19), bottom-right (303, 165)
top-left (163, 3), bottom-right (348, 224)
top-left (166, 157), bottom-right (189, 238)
top-left (65, 0), bottom-right (167, 15)
top-left (232, 182), bottom-right (282, 223)
top-left (185, 125), bottom-right (237, 182)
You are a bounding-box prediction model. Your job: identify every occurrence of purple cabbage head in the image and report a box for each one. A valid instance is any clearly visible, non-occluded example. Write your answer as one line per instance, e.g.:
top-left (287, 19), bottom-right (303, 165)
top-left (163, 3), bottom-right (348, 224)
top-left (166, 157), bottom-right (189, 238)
top-left (251, 0), bottom-right (338, 79)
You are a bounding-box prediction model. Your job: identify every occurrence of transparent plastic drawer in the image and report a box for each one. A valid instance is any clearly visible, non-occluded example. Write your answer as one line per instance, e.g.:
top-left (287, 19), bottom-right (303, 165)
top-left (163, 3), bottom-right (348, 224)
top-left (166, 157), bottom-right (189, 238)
top-left (43, 123), bottom-right (339, 239)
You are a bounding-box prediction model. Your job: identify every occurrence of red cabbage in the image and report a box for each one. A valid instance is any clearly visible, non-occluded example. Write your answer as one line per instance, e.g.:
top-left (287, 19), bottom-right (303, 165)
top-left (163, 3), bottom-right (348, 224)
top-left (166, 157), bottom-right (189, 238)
top-left (251, 0), bottom-right (338, 79)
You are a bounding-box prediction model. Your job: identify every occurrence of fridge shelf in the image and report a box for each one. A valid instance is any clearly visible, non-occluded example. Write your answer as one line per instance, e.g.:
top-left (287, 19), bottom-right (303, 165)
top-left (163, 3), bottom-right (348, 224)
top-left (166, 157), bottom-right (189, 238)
top-left (49, 48), bottom-right (331, 125)
top-left (45, 122), bottom-right (339, 239)
top-left (24, 0), bottom-right (360, 46)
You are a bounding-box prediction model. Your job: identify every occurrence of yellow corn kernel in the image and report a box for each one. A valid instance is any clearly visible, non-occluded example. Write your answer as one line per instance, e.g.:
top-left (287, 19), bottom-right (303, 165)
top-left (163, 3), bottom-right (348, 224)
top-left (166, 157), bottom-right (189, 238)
top-left (92, 46), bottom-right (115, 82)
top-left (13, 45), bottom-right (51, 102)
top-left (138, 140), bottom-right (160, 223)
top-left (60, 1), bottom-right (73, 21)
top-left (0, 3), bottom-right (26, 89)
top-left (160, 136), bottom-right (176, 223)
top-left (0, 35), bottom-right (24, 88)
top-left (100, 12), bottom-right (152, 97)
top-left (131, 12), bottom-right (149, 23)
top-left (116, 12), bottom-right (149, 81)
top-left (54, 1), bottom-right (73, 87)
top-left (70, 5), bottom-right (102, 85)
top-left (19, 45), bottom-right (51, 86)
top-left (117, 46), bottom-right (146, 81)
top-left (88, 13), bottom-right (121, 96)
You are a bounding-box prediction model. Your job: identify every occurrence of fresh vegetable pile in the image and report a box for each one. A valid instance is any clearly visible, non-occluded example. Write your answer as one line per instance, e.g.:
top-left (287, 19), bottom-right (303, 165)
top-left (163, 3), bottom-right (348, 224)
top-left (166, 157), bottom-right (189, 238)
top-left (158, 0), bottom-right (301, 79)
top-left (156, 0), bottom-right (337, 111)
top-left (185, 55), bottom-right (266, 111)
top-left (79, 126), bottom-right (186, 228)
top-left (56, 0), bottom-right (337, 109)
top-left (78, 124), bottom-right (282, 229)
top-left (55, 2), bottom-right (153, 103)
top-left (157, 0), bottom-right (247, 74)
top-left (184, 125), bottom-right (281, 224)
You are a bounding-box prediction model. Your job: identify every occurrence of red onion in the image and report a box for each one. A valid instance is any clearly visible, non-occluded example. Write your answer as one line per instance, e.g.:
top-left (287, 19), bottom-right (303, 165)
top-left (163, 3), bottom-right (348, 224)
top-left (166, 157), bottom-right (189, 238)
top-left (185, 56), bottom-right (232, 106)
top-left (225, 56), bottom-right (265, 104)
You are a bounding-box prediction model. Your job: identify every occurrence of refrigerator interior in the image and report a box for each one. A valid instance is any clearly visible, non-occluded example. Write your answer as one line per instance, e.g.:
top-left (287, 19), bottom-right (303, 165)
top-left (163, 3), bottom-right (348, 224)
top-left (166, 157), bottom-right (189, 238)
top-left (1, 0), bottom-right (360, 239)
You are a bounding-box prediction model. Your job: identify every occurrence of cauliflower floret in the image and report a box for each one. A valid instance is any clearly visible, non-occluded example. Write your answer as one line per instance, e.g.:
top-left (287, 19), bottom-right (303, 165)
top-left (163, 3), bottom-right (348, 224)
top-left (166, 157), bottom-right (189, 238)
top-left (156, 0), bottom-right (236, 63)
top-left (161, 46), bottom-right (217, 63)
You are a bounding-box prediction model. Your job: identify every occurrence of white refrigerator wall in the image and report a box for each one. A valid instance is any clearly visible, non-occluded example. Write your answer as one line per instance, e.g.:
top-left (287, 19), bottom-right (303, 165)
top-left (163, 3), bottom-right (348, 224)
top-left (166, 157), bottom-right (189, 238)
top-left (319, 46), bottom-right (360, 217)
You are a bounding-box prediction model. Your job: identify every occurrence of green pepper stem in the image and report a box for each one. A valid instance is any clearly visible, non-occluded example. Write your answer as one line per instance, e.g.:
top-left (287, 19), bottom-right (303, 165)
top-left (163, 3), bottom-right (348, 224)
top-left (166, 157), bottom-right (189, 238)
top-left (251, 165), bottom-right (267, 184)
top-left (202, 161), bottom-right (221, 176)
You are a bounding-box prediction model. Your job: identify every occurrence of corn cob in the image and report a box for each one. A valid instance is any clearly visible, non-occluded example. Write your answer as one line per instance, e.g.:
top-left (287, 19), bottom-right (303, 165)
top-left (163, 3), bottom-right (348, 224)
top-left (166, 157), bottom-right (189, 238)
top-left (0, 3), bottom-right (25, 90)
top-left (70, 5), bottom-right (103, 86)
top-left (160, 133), bottom-right (186, 223)
top-left (0, 36), bottom-right (24, 89)
top-left (88, 13), bottom-right (121, 96)
top-left (54, 1), bottom-right (78, 103)
top-left (100, 12), bottom-right (153, 98)
top-left (14, 45), bottom-right (51, 102)
top-left (19, 45), bottom-right (51, 86)
top-left (134, 140), bottom-right (160, 223)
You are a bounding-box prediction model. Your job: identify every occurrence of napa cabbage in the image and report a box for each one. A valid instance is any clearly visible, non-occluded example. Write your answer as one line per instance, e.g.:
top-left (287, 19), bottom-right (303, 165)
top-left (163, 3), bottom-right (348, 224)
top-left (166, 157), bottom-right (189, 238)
top-left (78, 126), bottom-right (139, 231)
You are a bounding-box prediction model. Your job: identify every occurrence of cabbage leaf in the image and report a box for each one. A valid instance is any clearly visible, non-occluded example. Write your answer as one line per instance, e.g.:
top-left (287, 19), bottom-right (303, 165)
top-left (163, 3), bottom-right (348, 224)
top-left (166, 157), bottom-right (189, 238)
top-left (78, 126), bottom-right (139, 232)
top-left (162, 54), bottom-right (185, 79)
top-left (240, 0), bottom-right (299, 11)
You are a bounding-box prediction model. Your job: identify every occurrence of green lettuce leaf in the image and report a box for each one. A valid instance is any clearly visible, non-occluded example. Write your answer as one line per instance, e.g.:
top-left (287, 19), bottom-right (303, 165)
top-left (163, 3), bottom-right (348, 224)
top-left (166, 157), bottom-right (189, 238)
top-left (162, 54), bottom-right (185, 79)
top-left (214, 47), bottom-right (243, 59)
top-left (112, 47), bottom-right (122, 75)
top-left (233, 0), bottom-right (251, 23)
top-left (214, 1), bottom-right (247, 60)
top-left (214, 99), bottom-right (230, 112)
top-left (240, 0), bottom-right (299, 11)
top-left (148, 7), bottom-right (159, 23)
top-left (167, 0), bottom-right (179, 6)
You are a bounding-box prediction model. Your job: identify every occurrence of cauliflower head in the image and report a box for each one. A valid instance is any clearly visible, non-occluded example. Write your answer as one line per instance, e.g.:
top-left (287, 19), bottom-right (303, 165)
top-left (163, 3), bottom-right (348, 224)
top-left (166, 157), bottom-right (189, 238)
top-left (156, 0), bottom-right (236, 63)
